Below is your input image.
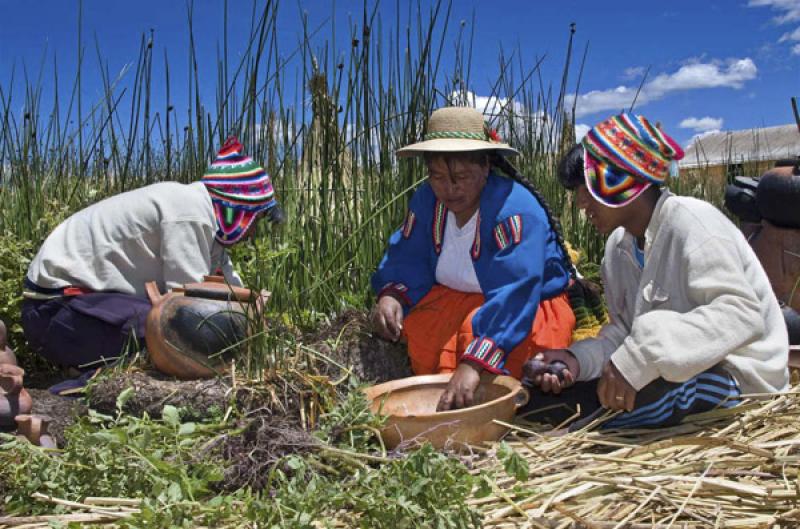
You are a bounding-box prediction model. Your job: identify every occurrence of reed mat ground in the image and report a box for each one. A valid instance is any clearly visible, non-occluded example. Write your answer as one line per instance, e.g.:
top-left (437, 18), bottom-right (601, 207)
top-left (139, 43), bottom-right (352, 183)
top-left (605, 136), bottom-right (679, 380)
top-left (469, 385), bottom-right (800, 528)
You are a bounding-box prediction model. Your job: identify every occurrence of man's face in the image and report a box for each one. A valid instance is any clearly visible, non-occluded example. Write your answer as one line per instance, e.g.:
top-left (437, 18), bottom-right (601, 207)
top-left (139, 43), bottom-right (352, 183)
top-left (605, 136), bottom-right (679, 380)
top-left (575, 184), bottom-right (629, 235)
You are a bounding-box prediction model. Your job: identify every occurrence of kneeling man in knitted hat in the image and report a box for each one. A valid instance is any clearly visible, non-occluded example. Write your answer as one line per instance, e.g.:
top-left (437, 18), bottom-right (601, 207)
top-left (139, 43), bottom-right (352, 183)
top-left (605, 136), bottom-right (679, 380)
top-left (523, 113), bottom-right (788, 430)
top-left (21, 137), bottom-right (281, 370)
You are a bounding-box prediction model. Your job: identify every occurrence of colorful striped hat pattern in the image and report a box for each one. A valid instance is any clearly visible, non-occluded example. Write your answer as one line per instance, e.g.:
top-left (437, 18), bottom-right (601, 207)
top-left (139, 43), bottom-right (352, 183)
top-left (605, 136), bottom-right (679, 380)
top-left (581, 113), bottom-right (684, 208)
top-left (202, 136), bottom-right (278, 245)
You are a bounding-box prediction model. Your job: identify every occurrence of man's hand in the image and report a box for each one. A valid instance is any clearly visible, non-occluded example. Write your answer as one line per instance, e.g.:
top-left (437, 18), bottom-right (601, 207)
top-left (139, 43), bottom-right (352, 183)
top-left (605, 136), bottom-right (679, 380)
top-left (371, 295), bottom-right (404, 342)
top-left (436, 361), bottom-right (482, 411)
top-left (522, 349), bottom-right (579, 394)
top-left (597, 360), bottom-right (636, 412)
top-left (254, 289), bottom-right (271, 314)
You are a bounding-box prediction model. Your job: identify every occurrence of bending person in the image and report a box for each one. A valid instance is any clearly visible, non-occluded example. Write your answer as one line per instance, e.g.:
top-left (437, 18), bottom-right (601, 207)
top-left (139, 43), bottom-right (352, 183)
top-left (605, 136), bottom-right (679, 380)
top-left (524, 113), bottom-right (789, 430)
top-left (371, 106), bottom-right (576, 411)
top-left (21, 137), bottom-right (281, 369)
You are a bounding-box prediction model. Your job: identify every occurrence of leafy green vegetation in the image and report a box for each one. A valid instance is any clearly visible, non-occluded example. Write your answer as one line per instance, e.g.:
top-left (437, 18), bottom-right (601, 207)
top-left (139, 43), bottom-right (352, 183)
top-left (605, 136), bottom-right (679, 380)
top-left (0, 381), bottom-right (489, 528)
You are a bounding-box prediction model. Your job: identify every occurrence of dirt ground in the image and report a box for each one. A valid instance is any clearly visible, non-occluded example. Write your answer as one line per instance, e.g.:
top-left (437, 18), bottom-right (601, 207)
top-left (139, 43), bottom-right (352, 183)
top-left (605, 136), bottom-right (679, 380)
top-left (307, 308), bottom-right (413, 383)
top-left (16, 309), bottom-right (411, 461)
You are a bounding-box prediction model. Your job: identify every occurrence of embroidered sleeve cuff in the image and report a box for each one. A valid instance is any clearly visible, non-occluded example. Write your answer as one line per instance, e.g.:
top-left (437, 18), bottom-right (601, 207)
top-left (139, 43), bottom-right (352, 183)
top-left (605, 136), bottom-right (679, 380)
top-left (462, 337), bottom-right (507, 374)
top-left (377, 282), bottom-right (412, 306)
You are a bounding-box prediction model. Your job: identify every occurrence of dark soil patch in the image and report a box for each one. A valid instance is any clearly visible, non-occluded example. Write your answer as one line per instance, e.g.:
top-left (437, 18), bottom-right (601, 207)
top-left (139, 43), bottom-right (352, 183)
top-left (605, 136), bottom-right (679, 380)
top-left (87, 370), bottom-right (239, 419)
top-left (7, 308), bottom-right (412, 489)
top-left (210, 413), bottom-right (317, 492)
top-left (26, 389), bottom-right (88, 447)
top-left (307, 309), bottom-right (413, 384)
top-left (84, 309), bottom-right (411, 421)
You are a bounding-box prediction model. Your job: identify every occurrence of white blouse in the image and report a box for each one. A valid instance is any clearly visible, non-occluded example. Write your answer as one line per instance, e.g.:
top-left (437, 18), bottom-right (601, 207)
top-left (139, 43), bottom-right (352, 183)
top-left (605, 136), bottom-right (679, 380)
top-left (435, 211), bottom-right (482, 293)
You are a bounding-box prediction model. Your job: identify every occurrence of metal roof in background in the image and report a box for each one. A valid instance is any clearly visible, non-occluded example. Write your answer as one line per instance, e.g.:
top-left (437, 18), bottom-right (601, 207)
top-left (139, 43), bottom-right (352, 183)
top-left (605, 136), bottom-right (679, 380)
top-left (680, 124), bottom-right (800, 168)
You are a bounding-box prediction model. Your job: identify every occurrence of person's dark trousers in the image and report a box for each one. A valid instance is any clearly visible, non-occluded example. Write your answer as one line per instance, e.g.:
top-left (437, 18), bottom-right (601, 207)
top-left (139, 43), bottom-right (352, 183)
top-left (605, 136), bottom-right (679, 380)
top-left (519, 365), bottom-right (741, 430)
top-left (21, 293), bottom-right (151, 369)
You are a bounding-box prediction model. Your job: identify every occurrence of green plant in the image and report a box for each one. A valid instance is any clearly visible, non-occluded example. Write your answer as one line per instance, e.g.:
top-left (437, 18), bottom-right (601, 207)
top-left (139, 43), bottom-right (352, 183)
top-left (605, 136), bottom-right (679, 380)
top-left (0, 392), bottom-right (226, 515)
top-left (314, 378), bottom-right (386, 452)
top-left (334, 444), bottom-right (481, 529)
top-left (0, 230), bottom-right (33, 351)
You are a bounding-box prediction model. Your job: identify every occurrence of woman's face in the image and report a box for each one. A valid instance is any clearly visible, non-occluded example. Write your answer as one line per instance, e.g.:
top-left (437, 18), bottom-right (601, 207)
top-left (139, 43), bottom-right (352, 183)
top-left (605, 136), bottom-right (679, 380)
top-left (575, 184), bottom-right (629, 235)
top-left (426, 155), bottom-right (489, 217)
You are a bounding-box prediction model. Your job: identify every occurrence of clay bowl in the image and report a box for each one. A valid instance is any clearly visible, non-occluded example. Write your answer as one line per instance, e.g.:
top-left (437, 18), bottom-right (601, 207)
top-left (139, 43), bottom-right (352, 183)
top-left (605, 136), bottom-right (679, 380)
top-left (145, 281), bottom-right (250, 379)
top-left (15, 414), bottom-right (56, 448)
top-left (364, 373), bottom-right (528, 451)
top-left (0, 365), bottom-right (32, 427)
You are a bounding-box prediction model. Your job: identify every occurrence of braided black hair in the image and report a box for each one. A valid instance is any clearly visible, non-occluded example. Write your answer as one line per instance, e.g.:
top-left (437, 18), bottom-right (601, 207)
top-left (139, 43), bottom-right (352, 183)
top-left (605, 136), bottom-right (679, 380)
top-left (488, 152), bottom-right (576, 278)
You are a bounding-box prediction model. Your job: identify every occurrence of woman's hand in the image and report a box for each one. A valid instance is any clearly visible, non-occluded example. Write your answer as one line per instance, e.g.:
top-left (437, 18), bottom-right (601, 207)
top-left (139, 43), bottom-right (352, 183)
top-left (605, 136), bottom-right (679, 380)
top-left (436, 361), bottom-right (482, 411)
top-left (522, 349), bottom-right (579, 394)
top-left (371, 295), bottom-right (404, 342)
top-left (597, 360), bottom-right (636, 412)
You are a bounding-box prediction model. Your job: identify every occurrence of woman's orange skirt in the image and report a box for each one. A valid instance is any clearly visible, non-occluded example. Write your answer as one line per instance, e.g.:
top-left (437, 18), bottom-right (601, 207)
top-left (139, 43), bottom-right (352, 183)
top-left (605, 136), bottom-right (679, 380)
top-left (402, 285), bottom-right (575, 379)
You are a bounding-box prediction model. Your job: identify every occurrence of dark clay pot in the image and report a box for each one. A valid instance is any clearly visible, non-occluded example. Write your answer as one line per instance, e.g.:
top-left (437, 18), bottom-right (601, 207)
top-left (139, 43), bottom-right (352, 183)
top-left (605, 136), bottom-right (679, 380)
top-left (145, 278), bottom-right (253, 379)
top-left (0, 365), bottom-right (32, 427)
top-left (725, 176), bottom-right (761, 224)
top-left (757, 166), bottom-right (800, 229)
top-left (784, 305), bottom-right (800, 346)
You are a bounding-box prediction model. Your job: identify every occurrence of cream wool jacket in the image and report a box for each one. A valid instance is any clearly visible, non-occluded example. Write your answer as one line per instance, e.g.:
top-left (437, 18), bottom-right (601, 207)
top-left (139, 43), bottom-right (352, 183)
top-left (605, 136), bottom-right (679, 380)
top-left (26, 182), bottom-right (242, 298)
top-left (569, 190), bottom-right (789, 394)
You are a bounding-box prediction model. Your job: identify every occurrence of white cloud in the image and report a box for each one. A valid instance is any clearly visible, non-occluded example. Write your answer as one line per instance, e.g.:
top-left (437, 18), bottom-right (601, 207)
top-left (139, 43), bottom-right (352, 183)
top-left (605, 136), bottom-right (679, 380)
top-left (565, 58), bottom-right (757, 118)
top-left (749, 0), bottom-right (800, 23)
top-left (574, 123), bottom-right (590, 141)
top-left (679, 116), bottom-right (724, 132)
top-left (780, 26), bottom-right (800, 41)
top-left (622, 66), bottom-right (646, 81)
top-left (749, 0), bottom-right (800, 54)
top-left (452, 90), bottom-right (549, 141)
top-left (452, 90), bottom-right (527, 119)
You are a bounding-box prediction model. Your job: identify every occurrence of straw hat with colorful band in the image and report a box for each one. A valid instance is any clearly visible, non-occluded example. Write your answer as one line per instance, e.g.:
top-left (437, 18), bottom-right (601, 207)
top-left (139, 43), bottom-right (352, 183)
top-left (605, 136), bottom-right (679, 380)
top-left (396, 106), bottom-right (519, 158)
top-left (202, 136), bottom-right (278, 245)
top-left (581, 113), bottom-right (684, 208)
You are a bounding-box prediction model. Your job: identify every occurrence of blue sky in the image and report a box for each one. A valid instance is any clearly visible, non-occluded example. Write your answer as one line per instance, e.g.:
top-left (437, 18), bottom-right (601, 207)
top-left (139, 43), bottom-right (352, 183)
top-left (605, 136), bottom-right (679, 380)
top-left (0, 0), bottom-right (798, 146)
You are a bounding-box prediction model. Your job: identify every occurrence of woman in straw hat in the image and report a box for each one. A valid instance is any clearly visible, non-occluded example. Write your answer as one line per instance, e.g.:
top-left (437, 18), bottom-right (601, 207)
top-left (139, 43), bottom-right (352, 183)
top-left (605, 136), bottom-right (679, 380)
top-left (21, 137), bottom-right (282, 371)
top-left (523, 113), bottom-right (788, 430)
top-left (371, 106), bottom-right (576, 411)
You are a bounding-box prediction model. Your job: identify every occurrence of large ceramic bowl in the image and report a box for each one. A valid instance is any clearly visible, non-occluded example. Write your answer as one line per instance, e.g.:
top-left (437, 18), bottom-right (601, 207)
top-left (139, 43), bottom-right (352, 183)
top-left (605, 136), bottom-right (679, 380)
top-left (363, 373), bottom-right (528, 451)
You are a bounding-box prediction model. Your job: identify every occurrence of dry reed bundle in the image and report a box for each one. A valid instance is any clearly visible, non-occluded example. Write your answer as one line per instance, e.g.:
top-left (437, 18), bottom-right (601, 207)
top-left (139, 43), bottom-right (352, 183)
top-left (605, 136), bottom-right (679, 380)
top-left (470, 386), bottom-right (800, 528)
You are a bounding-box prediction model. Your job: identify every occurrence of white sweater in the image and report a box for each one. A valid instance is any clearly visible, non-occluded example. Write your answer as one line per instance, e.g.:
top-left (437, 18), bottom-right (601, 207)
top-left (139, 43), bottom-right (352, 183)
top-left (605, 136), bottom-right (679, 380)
top-left (569, 190), bottom-right (789, 395)
top-left (26, 182), bottom-right (242, 298)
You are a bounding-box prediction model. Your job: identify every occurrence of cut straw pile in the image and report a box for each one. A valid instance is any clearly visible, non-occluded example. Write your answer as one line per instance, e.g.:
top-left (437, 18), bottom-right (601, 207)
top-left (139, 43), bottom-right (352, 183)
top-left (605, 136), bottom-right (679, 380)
top-left (0, 494), bottom-right (142, 527)
top-left (471, 386), bottom-right (800, 528)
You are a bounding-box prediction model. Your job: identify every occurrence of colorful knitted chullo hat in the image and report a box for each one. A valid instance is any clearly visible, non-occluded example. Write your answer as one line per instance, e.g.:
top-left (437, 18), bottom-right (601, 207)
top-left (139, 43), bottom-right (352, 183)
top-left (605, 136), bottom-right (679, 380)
top-left (202, 136), bottom-right (278, 245)
top-left (581, 113), bottom-right (684, 208)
